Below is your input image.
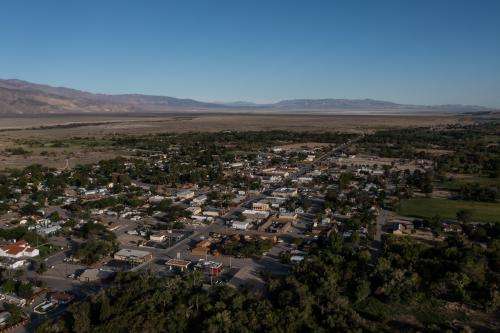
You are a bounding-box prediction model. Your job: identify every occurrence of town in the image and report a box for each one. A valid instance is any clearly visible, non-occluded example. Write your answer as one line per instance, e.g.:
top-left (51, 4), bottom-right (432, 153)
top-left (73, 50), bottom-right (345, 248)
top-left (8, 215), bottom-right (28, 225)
top-left (0, 124), bottom-right (498, 332)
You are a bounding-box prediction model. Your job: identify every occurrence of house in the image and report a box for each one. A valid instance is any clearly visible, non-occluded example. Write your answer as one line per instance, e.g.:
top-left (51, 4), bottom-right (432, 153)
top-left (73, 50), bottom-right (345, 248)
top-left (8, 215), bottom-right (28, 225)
top-left (176, 189), bottom-right (195, 200)
top-left (0, 257), bottom-right (26, 269)
top-left (0, 240), bottom-right (39, 258)
top-left (149, 195), bottom-right (165, 204)
top-left (252, 201), bottom-right (270, 211)
top-left (186, 206), bottom-right (202, 215)
top-left (272, 187), bottom-right (298, 198)
top-left (149, 233), bottom-right (167, 242)
top-left (0, 311), bottom-right (11, 326)
top-left (114, 249), bottom-right (152, 263)
top-left (290, 255), bottom-right (304, 263)
top-left (191, 239), bottom-right (212, 256)
top-left (35, 224), bottom-right (62, 236)
top-left (202, 209), bottom-right (220, 217)
top-left (0, 293), bottom-right (26, 307)
top-left (192, 195), bottom-right (208, 205)
top-left (232, 220), bottom-right (251, 230)
top-left (278, 211), bottom-right (297, 221)
top-left (49, 291), bottom-right (75, 305)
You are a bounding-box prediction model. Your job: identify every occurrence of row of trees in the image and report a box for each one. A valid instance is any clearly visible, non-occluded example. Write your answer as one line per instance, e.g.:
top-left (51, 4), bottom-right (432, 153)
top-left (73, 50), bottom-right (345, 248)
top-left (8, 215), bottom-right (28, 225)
top-left (37, 228), bottom-right (499, 332)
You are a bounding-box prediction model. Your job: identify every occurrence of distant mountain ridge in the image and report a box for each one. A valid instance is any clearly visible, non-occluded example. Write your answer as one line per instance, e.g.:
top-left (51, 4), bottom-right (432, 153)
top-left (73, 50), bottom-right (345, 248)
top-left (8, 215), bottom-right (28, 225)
top-left (0, 78), bottom-right (496, 114)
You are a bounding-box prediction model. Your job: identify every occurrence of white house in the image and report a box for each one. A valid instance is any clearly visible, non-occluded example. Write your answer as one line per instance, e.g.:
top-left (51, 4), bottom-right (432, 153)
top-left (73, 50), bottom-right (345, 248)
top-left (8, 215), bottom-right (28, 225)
top-left (0, 240), bottom-right (39, 258)
top-left (232, 220), bottom-right (251, 230)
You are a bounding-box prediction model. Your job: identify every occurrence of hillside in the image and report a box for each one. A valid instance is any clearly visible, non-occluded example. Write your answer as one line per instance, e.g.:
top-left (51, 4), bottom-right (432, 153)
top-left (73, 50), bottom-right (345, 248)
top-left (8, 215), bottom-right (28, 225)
top-left (0, 79), bottom-right (496, 115)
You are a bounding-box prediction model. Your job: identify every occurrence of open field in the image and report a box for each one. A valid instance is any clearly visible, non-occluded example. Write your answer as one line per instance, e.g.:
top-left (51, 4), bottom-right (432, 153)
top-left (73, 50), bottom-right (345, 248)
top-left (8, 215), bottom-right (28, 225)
top-left (397, 197), bottom-right (500, 223)
top-left (438, 175), bottom-right (500, 190)
top-left (0, 113), bottom-right (471, 136)
top-left (0, 113), bottom-right (473, 170)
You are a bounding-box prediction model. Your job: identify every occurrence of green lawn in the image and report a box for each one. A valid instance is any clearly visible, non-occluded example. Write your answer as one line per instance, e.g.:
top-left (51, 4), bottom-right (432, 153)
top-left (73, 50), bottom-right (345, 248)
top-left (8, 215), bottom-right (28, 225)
top-left (38, 243), bottom-right (61, 258)
top-left (397, 197), bottom-right (500, 223)
top-left (438, 176), bottom-right (500, 191)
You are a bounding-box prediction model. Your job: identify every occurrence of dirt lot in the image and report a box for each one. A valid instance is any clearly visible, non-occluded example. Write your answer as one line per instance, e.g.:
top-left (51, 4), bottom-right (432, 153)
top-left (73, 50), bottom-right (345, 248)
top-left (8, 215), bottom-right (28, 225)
top-left (0, 113), bottom-right (469, 170)
top-left (0, 113), bottom-right (468, 137)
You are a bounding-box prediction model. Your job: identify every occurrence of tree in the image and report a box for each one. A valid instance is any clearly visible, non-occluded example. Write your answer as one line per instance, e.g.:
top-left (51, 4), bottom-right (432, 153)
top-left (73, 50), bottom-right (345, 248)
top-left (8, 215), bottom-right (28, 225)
top-left (36, 262), bottom-right (47, 275)
top-left (456, 209), bottom-right (472, 224)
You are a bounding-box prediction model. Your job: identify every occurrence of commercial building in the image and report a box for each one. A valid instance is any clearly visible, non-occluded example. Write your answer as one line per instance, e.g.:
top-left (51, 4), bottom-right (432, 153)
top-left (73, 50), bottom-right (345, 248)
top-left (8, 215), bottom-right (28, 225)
top-left (113, 249), bottom-right (152, 263)
top-left (165, 259), bottom-right (191, 271)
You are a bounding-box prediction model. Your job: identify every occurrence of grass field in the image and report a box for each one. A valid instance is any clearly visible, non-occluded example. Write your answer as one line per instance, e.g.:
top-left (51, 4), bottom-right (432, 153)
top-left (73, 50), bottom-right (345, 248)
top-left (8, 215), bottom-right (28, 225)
top-left (397, 197), bottom-right (500, 223)
top-left (439, 176), bottom-right (500, 191)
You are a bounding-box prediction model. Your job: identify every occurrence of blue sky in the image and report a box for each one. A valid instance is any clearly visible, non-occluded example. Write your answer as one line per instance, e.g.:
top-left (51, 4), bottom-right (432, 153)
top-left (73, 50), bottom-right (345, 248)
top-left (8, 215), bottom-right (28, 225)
top-left (1, 0), bottom-right (499, 106)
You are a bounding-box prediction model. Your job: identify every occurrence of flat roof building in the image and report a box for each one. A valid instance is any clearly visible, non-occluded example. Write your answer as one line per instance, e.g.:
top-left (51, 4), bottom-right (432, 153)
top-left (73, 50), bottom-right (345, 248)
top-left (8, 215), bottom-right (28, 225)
top-left (165, 259), bottom-right (191, 271)
top-left (114, 249), bottom-right (152, 263)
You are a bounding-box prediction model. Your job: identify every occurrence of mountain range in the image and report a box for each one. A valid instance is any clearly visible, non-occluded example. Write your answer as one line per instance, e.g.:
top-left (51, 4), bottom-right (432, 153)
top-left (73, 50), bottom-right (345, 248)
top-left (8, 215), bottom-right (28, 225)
top-left (0, 78), bottom-right (496, 115)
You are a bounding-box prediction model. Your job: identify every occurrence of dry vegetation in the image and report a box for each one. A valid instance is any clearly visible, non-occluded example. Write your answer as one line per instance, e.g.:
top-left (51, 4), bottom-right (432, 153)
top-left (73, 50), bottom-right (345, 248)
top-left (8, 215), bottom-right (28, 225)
top-left (0, 113), bottom-right (470, 170)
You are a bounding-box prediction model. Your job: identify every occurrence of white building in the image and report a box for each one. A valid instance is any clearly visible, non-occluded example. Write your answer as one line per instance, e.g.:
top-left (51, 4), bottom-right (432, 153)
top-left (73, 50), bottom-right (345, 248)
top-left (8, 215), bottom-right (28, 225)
top-left (232, 220), bottom-right (251, 230)
top-left (0, 240), bottom-right (39, 258)
top-left (242, 209), bottom-right (270, 219)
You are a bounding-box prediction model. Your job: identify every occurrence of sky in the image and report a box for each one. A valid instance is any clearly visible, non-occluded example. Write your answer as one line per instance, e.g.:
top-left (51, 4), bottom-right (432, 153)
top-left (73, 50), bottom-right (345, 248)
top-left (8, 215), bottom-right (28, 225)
top-left (1, 0), bottom-right (499, 107)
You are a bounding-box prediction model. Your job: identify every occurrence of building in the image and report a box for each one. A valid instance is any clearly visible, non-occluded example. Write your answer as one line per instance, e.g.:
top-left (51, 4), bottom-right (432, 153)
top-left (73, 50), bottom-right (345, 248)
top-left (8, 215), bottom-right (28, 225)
top-left (35, 224), bottom-right (62, 236)
top-left (0, 257), bottom-right (26, 269)
top-left (114, 249), bottom-right (152, 263)
top-left (242, 209), bottom-right (269, 219)
top-left (191, 239), bottom-right (211, 256)
top-left (0, 240), bottom-right (39, 258)
top-left (186, 206), bottom-right (202, 215)
top-left (165, 259), bottom-right (191, 271)
top-left (278, 211), bottom-right (298, 221)
top-left (252, 201), bottom-right (270, 211)
top-left (272, 187), bottom-right (298, 198)
top-left (202, 209), bottom-right (220, 217)
top-left (0, 293), bottom-right (26, 307)
top-left (232, 220), bottom-right (251, 230)
top-left (149, 233), bottom-right (167, 242)
top-left (194, 259), bottom-right (223, 276)
top-left (148, 195), bottom-right (165, 204)
top-left (191, 195), bottom-right (207, 205)
top-left (0, 311), bottom-right (11, 326)
top-left (176, 189), bottom-right (195, 200)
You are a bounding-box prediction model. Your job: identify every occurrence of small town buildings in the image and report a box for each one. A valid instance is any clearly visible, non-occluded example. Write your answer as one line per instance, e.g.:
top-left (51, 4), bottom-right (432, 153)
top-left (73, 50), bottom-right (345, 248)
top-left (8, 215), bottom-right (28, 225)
top-left (272, 187), bottom-right (298, 198)
top-left (114, 249), bottom-right (152, 263)
top-left (242, 209), bottom-right (269, 219)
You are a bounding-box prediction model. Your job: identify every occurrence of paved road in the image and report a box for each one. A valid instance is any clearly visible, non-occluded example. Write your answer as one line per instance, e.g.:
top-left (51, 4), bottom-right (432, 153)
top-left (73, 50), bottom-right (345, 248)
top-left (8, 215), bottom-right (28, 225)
top-left (368, 209), bottom-right (388, 261)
